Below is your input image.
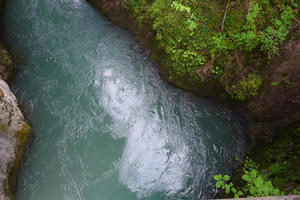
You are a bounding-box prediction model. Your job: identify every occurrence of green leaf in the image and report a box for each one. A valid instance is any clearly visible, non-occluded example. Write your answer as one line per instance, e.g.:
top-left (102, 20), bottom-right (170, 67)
top-left (225, 185), bottom-right (231, 194)
top-left (213, 174), bottom-right (222, 181)
top-left (254, 176), bottom-right (264, 187)
top-left (250, 169), bottom-right (257, 179)
top-left (223, 175), bottom-right (230, 181)
top-left (272, 81), bottom-right (279, 86)
top-left (293, 189), bottom-right (300, 195)
top-left (242, 174), bottom-right (251, 182)
top-left (231, 187), bottom-right (237, 193)
top-left (273, 189), bottom-right (280, 196)
top-left (216, 180), bottom-right (224, 188)
top-left (269, 163), bottom-right (281, 174)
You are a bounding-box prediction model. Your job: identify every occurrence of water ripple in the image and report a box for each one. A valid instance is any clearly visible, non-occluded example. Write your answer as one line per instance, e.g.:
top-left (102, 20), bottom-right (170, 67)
top-left (4, 0), bottom-right (245, 199)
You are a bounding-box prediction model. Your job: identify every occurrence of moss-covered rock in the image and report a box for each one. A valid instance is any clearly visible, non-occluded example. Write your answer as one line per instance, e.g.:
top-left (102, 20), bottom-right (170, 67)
top-left (0, 2), bottom-right (31, 194)
top-left (0, 42), bottom-right (15, 81)
top-left (1, 0), bottom-right (15, 81)
top-left (0, 80), bottom-right (31, 200)
top-left (245, 38), bottom-right (300, 143)
top-left (0, 1), bottom-right (31, 199)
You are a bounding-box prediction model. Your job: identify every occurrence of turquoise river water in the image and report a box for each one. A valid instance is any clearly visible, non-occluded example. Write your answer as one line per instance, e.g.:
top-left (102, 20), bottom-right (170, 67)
top-left (3, 0), bottom-right (245, 199)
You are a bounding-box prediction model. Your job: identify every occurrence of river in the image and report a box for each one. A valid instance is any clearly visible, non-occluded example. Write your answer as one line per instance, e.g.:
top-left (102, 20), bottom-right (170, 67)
top-left (3, 0), bottom-right (244, 199)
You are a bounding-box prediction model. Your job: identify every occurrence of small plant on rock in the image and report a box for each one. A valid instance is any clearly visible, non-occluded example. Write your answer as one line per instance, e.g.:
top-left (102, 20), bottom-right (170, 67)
top-left (214, 159), bottom-right (284, 198)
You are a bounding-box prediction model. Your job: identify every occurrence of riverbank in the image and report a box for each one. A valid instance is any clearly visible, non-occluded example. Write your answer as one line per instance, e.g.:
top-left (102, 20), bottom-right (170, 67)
top-left (86, 0), bottom-right (300, 196)
top-left (1, 0), bottom-right (247, 198)
top-left (85, 0), bottom-right (300, 140)
top-left (0, 0), bottom-right (31, 199)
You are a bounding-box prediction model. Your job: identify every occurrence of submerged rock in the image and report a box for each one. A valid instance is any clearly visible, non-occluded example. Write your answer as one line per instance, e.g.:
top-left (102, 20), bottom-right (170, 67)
top-left (0, 79), bottom-right (31, 200)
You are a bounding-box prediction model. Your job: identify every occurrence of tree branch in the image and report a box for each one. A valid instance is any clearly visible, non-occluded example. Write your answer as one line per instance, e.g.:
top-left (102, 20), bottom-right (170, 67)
top-left (221, 0), bottom-right (230, 31)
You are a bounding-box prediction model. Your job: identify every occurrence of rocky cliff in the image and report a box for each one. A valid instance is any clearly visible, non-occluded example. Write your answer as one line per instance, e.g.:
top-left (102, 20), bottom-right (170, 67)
top-left (0, 79), bottom-right (31, 200)
top-left (246, 39), bottom-right (300, 142)
top-left (0, 1), bottom-right (31, 199)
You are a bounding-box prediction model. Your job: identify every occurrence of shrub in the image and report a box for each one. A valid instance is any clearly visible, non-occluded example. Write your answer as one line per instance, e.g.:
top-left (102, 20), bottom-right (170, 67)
top-left (125, 0), bottom-right (298, 99)
top-left (226, 73), bottom-right (263, 100)
top-left (214, 159), bottom-right (284, 198)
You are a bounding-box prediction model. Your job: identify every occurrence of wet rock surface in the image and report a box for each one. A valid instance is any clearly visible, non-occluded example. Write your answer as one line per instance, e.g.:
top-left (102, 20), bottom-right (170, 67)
top-left (1, 3), bottom-right (31, 198)
top-left (0, 135), bottom-right (15, 200)
top-left (0, 43), bottom-right (15, 81)
top-left (1, 0), bottom-right (31, 197)
top-left (0, 80), bottom-right (30, 200)
top-left (247, 39), bottom-right (300, 142)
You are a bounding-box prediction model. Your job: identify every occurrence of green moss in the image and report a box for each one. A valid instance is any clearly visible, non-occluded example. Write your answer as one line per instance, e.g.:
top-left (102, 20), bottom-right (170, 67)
top-left (0, 88), bottom-right (4, 101)
top-left (0, 43), bottom-right (16, 80)
top-left (225, 73), bottom-right (263, 101)
top-left (7, 123), bottom-right (31, 200)
top-left (122, 0), bottom-right (299, 101)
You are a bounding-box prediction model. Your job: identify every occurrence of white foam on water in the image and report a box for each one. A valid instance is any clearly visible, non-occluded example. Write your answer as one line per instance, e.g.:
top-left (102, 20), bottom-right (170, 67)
top-left (103, 68), bottom-right (113, 77)
top-left (99, 73), bottom-right (190, 197)
top-left (118, 116), bottom-right (190, 198)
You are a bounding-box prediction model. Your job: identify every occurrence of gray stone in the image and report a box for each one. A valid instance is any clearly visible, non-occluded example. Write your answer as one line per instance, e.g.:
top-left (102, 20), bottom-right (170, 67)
top-left (0, 79), bottom-right (31, 200)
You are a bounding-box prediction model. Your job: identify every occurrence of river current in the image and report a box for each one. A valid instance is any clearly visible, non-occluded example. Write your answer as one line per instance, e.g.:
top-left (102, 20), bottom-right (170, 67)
top-left (3, 0), bottom-right (244, 199)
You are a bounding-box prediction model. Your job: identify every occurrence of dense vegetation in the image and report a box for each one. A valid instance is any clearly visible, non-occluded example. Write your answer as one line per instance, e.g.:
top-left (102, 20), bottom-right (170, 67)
top-left (124, 0), bottom-right (299, 100)
top-left (215, 124), bottom-right (300, 197)
top-left (214, 159), bottom-right (284, 198)
top-left (119, 0), bottom-right (300, 197)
